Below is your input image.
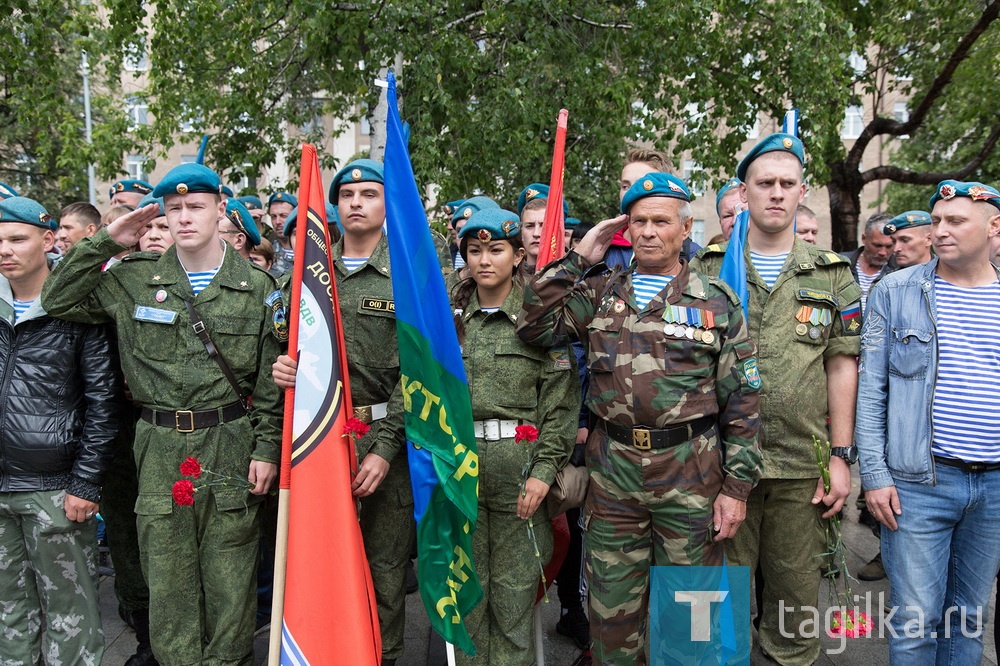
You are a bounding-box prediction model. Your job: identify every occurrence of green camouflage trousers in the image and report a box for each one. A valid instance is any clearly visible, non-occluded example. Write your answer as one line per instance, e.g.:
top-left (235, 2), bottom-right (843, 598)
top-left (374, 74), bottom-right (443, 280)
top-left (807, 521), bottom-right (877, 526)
top-left (456, 438), bottom-right (552, 666)
top-left (360, 453), bottom-right (416, 661)
top-left (726, 477), bottom-right (825, 666)
top-left (585, 425), bottom-right (725, 666)
top-left (0, 490), bottom-right (104, 666)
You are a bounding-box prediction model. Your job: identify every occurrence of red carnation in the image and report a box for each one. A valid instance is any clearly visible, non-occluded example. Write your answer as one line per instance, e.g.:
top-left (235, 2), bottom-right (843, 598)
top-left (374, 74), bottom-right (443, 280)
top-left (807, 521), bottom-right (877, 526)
top-left (515, 424), bottom-right (539, 444)
top-left (344, 417), bottom-right (371, 439)
top-left (179, 456), bottom-right (202, 479)
top-left (172, 479), bottom-right (196, 506)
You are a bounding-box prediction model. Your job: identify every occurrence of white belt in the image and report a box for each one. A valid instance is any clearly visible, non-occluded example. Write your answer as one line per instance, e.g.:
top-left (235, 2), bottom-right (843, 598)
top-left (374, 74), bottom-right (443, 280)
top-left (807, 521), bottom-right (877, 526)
top-left (353, 402), bottom-right (388, 423)
top-left (473, 419), bottom-right (524, 441)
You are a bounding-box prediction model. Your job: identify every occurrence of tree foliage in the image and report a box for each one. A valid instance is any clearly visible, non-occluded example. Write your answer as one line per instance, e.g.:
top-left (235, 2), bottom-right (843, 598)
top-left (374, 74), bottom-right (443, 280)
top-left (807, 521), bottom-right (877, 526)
top-left (2, 0), bottom-right (996, 247)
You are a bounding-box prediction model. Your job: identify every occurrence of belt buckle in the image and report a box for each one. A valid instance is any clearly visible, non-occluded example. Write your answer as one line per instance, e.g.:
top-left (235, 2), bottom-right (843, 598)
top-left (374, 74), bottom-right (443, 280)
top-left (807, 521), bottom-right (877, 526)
top-left (632, 428), bottom-right (652, 450)
top-left (175, 410), bottom-right (195, 433)
top-left (353, 405), bottom-right (373, 424)
top-left (484, 419), bottom-right (501, 441)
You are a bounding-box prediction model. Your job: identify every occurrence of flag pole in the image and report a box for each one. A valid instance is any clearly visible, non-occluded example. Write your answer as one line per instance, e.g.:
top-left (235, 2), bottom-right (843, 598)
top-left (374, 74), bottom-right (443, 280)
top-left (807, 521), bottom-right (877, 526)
top-left (267, 143), bottom-right (312, 665)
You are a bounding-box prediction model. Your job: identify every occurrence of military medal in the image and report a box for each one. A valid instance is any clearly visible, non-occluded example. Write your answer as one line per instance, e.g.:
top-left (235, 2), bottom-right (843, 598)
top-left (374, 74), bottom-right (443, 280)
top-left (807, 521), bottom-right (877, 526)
top-left (613, 299), bottom-right (626, 314)
top-left (155, 289), bottom-right (168, 303)
top-left (702, 330), bottom-right (715, 344)
top-left (694, 328), bottom-right (704, 342)
top-left (809, 327), bottom-right (821, 339)
top-left (796, 306), bottom-right (811, 323)
top-left (685, 326), bottom-right (695, 339)
top-left (796, 323), bottom-right (808, 336)
top-left (664, 323), bottom-right (676, 336)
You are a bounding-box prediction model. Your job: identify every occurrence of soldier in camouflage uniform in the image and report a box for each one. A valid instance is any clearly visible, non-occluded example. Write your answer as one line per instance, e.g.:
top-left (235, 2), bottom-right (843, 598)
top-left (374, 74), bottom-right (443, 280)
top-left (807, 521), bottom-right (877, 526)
top-left (448, 207), bottom-right (579, 665)
top-left (41, 164), bottom-right (284, 666)
top-left (267, 191), bottom-right (297, 277)
top-left (272, 159), bottom-right (413, 666)
top-left (518, 172), bottom-right (763, 665)
top-left (690, 134), bottom-right (861, 665)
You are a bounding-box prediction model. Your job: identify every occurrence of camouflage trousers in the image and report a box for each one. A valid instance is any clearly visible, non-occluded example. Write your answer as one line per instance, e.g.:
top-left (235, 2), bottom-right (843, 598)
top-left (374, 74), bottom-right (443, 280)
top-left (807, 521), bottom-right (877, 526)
top-left (726, 478), bottom-right (825, 666)
top-left (585, 425), bottom-right (724, 666)
top-left (456, 438), bottom-right (552, 666)
top-left (0, 490), bottom-right (104, 666)
top-left (359, 452), bottom-right (415, 661)
top-left (100, 408), bottom-right (149, 615)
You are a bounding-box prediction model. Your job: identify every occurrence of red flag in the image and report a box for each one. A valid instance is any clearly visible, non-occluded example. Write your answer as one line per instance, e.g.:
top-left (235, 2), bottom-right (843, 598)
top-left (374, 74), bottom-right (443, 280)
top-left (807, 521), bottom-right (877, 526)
top-left (271, 144), bottom-right (380, 665)
top-left (535, 108), bottom-right (569, 268)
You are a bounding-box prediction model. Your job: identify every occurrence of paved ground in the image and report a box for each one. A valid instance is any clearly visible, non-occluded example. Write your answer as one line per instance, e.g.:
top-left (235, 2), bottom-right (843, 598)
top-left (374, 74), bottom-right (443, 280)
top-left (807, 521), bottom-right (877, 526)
top-left (100, 468), bottom-right (997, 664)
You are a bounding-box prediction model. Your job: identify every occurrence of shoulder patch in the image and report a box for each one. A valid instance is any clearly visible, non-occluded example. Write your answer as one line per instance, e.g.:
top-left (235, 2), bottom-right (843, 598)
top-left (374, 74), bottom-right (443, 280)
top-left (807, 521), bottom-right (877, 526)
top-left (705, 275), bottom-right (743, 307)
top-left (265, 290), bottom-right (288, 342)
top-left (122, 251), bottom-right (161, 262)
top-left (742, 358), bottom-right (761, 391)
top-left (702, 243), bottom-right (726, 254)
top-left (548, 346), bottom-right (572, 370)
top-left (839, 301), bottom-right (862, 335)
top-left (815, 251), bottom-right (849, 266)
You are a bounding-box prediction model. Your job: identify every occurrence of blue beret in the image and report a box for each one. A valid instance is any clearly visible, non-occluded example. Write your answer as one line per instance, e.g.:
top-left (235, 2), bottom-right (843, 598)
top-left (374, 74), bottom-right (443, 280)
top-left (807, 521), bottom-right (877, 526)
top-left (884, 210), bottom-right (931, 235)
top-left (565, 217), bottom-right (581, 229)
top-left (715, 178), bottom-right (742, 214)
top-left (220, 185), bottom-right (235, 198)
top-left (152, 164), bottom-right (221, 198)
top-left (0, 182), bottom-right (19, 200)
top-left (224, 198), bottom-right (261, 248)
top-left (450, 196), bottom-right (500, 226)
top-left (110, 179), bottom-right (153, 199)
top-left (620, 172), bottom-right (692, 214)
top-left (929, 180), bottom-right (1000, 212)
top-left (458, 208), bottom-right (521, 242)
top-left (736, 133), bottom-right (805, 181)
top-left (516, 183), bottom-right (570, 217)
top-left (237, 195), bottom-right (263, 211)
top-left (0, 197), bottom-right (54, 230)
top-left (443, 199), bottom-right (465, 216)
top-left (283, 206), bottom-right (299, 237)
top-left (137, 193), bottom-right (165, 217)
top-left (325, 203), bottom-right (343, 232)
top-left (267, 191), bottom-right (298, 208)
top-left (329, 159), bottom-right (384, 204)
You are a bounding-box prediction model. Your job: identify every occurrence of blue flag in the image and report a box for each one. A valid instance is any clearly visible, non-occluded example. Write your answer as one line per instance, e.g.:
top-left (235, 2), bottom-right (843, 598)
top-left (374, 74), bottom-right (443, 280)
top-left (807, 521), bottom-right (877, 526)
top-left (719, 209), bottom-right (750, 319)
top-left (382, 70), bottom-right (483, 655)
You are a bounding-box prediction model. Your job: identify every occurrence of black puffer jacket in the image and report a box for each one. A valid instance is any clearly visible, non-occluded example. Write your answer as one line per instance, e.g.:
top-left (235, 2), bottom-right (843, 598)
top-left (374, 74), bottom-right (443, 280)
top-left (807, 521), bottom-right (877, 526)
top-left (0, 299), bottom-right (121, 503)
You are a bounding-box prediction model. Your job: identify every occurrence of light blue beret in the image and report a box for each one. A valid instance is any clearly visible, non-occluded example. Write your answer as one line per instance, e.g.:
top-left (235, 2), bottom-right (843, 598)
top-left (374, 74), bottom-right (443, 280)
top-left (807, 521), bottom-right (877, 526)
top-left (0, 182), bottom-right (19, 199)
top-left (565, 217), bottom-right (581, 229)
top-left (220, 185), bottom-right (235, 198)
top-left (736, 133), bottom-right (805, 181)
top-left (884, 210), bottom-right (931, 235)
top-left (450, 196), bottom-right (500, 226)
top-left (329, 159), bottom-right (384, 204)
top-left (715, 178), bottom-right (742, 214)
top-left (237, 195), bottom-right (263, 211)
top-left (267, 191), bottom-right (298, 208)
top-left (110, 178), bottom-right (153, 199)
top-left (225, 198), bottom-right (261, 247)
top-left (516, 183), bottom-right (569, 217)
top-left (929, 180), bottom-right (1000, 212)
top-left (443, 199), bottom-right (465, 216)
top-left (0, 196), bottom-right (54, 230)
top-left (620, 172), bottom-right (692, 214)
top-left (137, 193), bottom-right (165, 217)
top-left (151, 164), bottom-right (222, 198)
top-left (458, 208), bottom-right (521, 241)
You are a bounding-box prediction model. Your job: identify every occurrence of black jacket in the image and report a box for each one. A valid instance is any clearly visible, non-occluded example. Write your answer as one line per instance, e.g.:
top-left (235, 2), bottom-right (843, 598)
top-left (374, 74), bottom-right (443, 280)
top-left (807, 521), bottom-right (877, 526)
top-left (0, 293), bottom-right (121, 503)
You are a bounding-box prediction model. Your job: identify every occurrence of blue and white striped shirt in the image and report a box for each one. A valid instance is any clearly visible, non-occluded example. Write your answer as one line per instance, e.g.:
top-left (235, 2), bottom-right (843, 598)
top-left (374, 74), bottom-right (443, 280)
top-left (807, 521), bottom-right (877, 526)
top-left (749, 252), bottom-right (788, 290)
top-left (342, 257), bottom-right (368, 273)
top-left (632, 273), bottom-right (674, 311)
top-left (931, 276), bottom-right (1000, 462)
top-left (13, 298), bottom-right (33, 322)
top-left (186, 267), bottom-right (220, 296)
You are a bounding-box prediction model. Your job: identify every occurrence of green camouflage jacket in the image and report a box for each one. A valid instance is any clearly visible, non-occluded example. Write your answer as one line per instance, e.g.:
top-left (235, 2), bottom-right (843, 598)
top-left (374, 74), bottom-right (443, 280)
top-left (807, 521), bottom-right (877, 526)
top-left (516, 252), bottom-right (762, 499)
top-left (461, 283), bottom-right (579, 485)
top-left (39, 228), bottom-right (283, 464)
top-left (691, 237), bottom-right (862, 478)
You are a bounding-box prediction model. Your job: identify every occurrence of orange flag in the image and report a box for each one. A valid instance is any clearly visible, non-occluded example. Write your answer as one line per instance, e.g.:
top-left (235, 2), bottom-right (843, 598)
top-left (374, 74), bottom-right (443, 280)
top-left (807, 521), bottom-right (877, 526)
top-left (535, 108), bottom-right (569, 268)
top-left (273, 143), bottom-right (380, 665)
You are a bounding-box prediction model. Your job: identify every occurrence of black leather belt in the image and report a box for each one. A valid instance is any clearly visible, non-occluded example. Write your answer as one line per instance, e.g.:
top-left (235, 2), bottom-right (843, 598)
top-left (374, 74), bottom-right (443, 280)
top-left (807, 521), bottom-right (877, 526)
top-left (140, 401), bottom-right (247, 433)
top-left (933, 455), bottom-right (1000, 474)
top-left (602, 416), bottom-right (715, 450)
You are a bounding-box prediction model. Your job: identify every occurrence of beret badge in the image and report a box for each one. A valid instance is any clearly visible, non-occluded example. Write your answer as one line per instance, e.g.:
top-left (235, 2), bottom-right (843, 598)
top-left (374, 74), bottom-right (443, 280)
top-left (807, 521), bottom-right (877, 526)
top-left (351, 168), bottom-right (362, 181)
top-left (782, 138), bottom-right (793, 149)
top-left (462, 207), bottom-right (472, 219)
top-left (501, 220), bottom-right (519, 235)
top-left (884, 223), bottom-right (896, 234)
top-left (477, 229), bottom-right (492, 242)
top-left (116, 183), bottom-right (125, 192)
top-left (939, 184), bottom-right (956, 200)
top-left (525, 188), bottom-right (539, 200)
top-left (176, 183), bottom-right (189, 195)
top-left (667, 180), bottom-right (684, 194)
top-left (135, 183), bottom-right (151, 194)
top-left (642, 179), bottom-right (654, 191)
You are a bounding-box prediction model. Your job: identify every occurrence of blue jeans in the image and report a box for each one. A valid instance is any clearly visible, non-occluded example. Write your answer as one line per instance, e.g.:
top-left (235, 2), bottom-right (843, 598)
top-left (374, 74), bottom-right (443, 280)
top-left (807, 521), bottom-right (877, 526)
top-left (882, 464), bottom-right (1000, 665)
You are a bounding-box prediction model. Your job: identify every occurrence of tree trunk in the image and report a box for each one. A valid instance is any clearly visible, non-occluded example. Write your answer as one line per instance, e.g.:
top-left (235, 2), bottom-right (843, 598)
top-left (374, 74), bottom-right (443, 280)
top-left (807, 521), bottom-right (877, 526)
top-left (826, 162), bottom-right (863, 252)
top-left (369, 54), bottom-right (403, 162)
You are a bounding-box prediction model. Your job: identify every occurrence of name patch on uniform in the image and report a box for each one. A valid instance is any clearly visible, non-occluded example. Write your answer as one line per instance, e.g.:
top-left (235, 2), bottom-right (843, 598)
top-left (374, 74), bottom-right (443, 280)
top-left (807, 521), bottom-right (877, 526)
top-left (797, 289), bottom-right (837, 307)
top-left (133, 305), bottom-right (177, 325)
top-left (361, 297), bottom-right (394, 313)
top-left (743, 358), bottom-right (761, 390)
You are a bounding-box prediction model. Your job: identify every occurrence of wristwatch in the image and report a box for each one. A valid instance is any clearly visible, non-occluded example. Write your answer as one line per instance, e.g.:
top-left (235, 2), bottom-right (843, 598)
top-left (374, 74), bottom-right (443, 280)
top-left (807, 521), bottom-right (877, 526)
top-left (830, 445), bottom-right (859, 465)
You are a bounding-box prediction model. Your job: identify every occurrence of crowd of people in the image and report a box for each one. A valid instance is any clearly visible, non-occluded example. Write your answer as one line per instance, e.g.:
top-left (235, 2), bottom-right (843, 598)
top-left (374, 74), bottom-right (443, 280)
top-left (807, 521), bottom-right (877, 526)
top-left (1, 129), bottom-right (999, 666)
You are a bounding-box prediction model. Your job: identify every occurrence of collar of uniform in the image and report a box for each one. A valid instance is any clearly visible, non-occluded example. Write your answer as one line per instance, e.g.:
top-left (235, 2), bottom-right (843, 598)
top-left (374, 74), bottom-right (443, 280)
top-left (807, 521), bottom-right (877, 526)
top-left (145, 246), bottom-right (183, 286)
top-left (213, 242), bottom-right (255, 291)
top-left (627, 260), bottom-right (697, 308)
top-left (787, 236), bottom-right (818, 273)
top-left (333, 234), bottom-right (391, 277)
top-left (463, 282), bottom-right (522, 325)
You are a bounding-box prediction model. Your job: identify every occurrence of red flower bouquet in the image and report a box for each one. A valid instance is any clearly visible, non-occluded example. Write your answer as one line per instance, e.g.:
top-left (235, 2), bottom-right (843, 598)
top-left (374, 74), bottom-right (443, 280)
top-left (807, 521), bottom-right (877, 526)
top-left (514, 424), bottom-right (539, 444)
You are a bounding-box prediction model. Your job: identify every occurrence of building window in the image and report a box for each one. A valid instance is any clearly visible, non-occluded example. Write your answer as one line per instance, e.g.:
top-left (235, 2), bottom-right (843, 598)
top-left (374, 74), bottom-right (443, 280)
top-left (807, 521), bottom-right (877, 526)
top-left (125, 155), bottom-right (148, 181)
top-left (748, 115), bottom-right (761, 140)
top-left (849, 51), bottom-right (867, 76)
top-left (124, 42), bottom-right (148, 72)
top-left (691, 219), bottom-right (705, 246)
top-left (359, 103), bottom-right (371, 137)
top-left (893, 102), bottom-right (909, 123)
top-left (841, 105), bottom-right (864, 139)
top-left (126, 96), bottom-right (148, 128)
top-left (685, 103), bottom-right (702, 135)
top-left (683, 160), bottom-right (705, 196)
top-left (180, 155), bottom-right (196, 164)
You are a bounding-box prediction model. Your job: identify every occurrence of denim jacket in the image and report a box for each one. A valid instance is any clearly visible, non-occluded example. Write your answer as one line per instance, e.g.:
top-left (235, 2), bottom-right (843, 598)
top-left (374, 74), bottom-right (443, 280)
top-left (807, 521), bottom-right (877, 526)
top-left (856, 258), bottom-right (1000, 489)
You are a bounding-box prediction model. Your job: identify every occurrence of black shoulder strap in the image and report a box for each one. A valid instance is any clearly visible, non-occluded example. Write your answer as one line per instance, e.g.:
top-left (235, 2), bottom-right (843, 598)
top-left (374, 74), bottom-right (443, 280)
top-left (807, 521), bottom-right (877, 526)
top-left (183, 299), bottom-right (251, 409)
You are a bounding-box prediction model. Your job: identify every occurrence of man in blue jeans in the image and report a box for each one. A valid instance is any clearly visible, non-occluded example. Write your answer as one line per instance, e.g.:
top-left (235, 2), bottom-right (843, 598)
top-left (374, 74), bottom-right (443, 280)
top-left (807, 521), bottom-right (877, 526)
top-left (857, 179), bottom-right (1000, 664)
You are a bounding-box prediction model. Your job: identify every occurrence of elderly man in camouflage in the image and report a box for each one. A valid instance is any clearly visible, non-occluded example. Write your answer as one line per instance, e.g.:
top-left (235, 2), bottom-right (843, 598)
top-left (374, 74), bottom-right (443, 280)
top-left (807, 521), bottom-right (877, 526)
top-left (518, 172), bottom-right (763, 665)
top-left (691, 134), bottom-right (862, 665)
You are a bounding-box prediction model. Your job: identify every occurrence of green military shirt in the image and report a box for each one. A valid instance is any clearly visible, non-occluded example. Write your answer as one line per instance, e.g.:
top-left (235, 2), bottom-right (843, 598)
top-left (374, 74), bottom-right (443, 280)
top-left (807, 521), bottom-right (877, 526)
top-left (517, 252), bottom-right (762, 500)
top-left (331, 235), bottom-right (406, 463)
top-left (39, 229), bottom-right (283, 464)
top-left (690, 237), bottom-right (862, 478)
top-left (461, 283), bottom-right (579, 486)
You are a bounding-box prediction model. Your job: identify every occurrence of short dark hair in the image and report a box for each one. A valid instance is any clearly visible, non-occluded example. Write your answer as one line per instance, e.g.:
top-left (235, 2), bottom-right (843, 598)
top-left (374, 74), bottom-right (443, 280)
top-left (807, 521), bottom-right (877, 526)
top-left (59, 202), bottom-right (101, 228)
top-left (864, 212), bottom-right (893, 235)
top-left (571, 221), bottom-right (594, 242)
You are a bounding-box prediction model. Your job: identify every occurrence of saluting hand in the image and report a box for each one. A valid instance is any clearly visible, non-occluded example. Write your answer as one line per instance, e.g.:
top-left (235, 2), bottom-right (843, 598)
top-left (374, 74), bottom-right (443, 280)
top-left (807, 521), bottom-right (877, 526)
top-left (572, 214), bottom-right (629, 265)
top-left (106, 203), bottom-right (162, 247)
